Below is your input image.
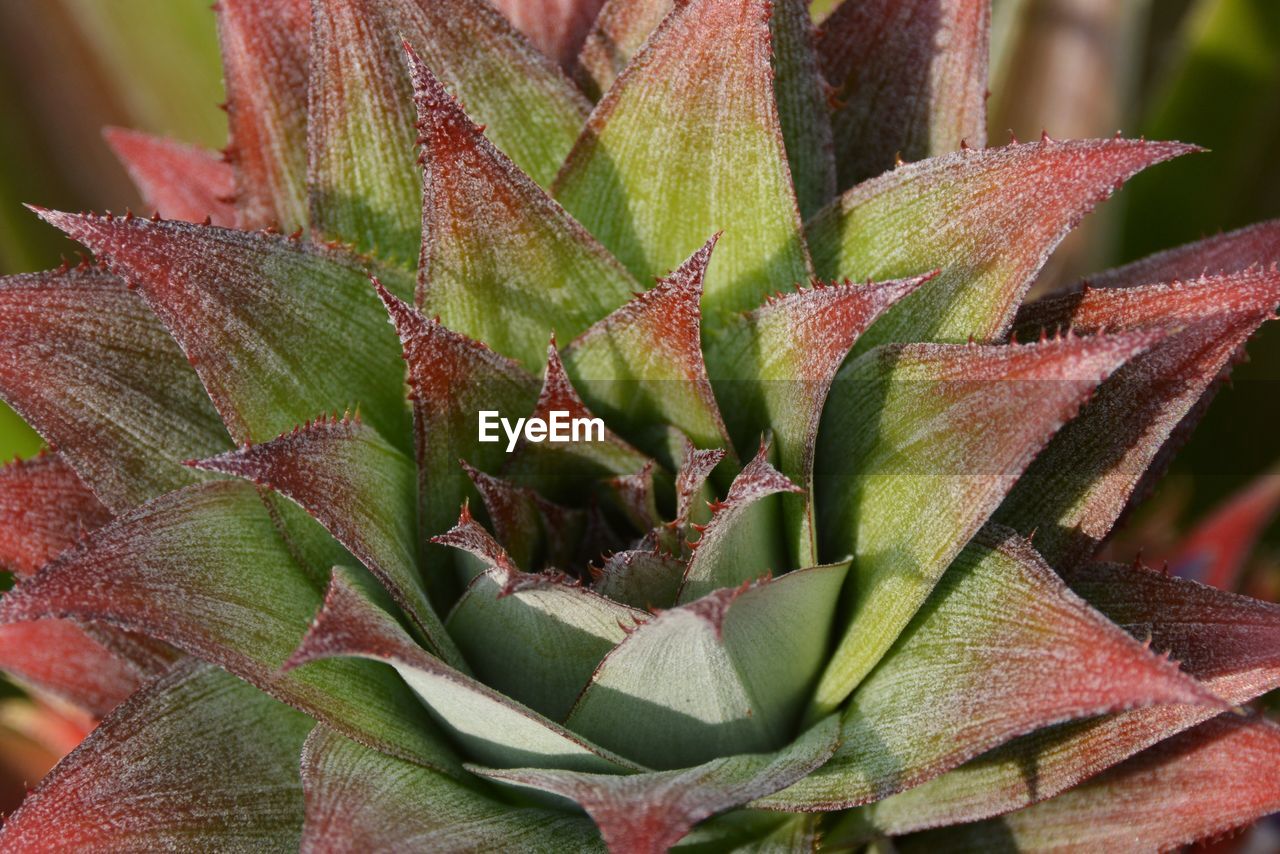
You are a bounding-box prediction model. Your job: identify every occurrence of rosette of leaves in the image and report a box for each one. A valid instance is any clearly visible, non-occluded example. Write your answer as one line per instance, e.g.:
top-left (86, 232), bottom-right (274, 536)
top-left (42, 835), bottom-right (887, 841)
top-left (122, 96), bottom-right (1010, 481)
top-left (2, 0), bottom-right (1280, 851)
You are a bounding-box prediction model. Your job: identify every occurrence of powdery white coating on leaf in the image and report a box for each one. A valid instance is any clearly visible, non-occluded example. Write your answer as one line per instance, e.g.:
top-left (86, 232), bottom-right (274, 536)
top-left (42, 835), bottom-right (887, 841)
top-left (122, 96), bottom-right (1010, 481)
top-left (0, 453), bottom-right (111, 576)
top-left (471, 714), bottom-right (840, 854)
top-left (0, 264), bottom-right (231, 512)
top-left (103, 127), bottom-right (237, 227)
top-left (0, 480), bottom-right (460, 774)
top-left (562, 234), bottom-right (732, 454)
top-left (806, 138), bottom-right (1200, 349)
top-left (490, 0), bottom-right (608, 69)
top-left (409, 45), bottom-right (639, 370)
top-left (900, 716), bottom-right (1280, 852)
top-left (0, 620), bottom-right (141, 717)
top-left (300, 726), bottom-right (605, 853)
top-left (819, 0), bottom-right (990, 189)
top-left (216, 0), bottom-right (311, 230)
top-left (1002, 268), bottom-right (1280, 570)
top-left (811, 331), bottom-right (1158, 716)
top-left (0, 661), bottom-right (311, 852)
top-left (678, 442), bottom-right (803, 603)
top-left (193, 416), bottom-right (462, 667)
top-left (37, 211), bottom-right (415, 453)
top-left (759, 529), bottom-right (1220, 812)
top-left (862, 561), bottom-right (1280, 835)
top-left (1083, 218), bottom-right (1280, 290)
top-left (554, 0), bottom-right (815, 322)
top-left (288, 567), bottom-right (643, 773)
top-left (567, 563), bottom-right (849, 769)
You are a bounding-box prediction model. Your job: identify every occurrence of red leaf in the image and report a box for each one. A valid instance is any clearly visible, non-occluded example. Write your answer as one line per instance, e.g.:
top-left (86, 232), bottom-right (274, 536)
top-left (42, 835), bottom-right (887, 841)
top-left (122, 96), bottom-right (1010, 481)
top-left (103, 128), bottom-right (237, 227)
top-left (1003, 267), bottom-right (1280, 569)
top-left (1170, 472), bottom-right (1280, 590)
top-left (490, 0), bottom-right (607, 68)
top-left (819, 0), bottom-right (990, 189)
top-left (0, 621), bottom-right (141, 716)
top-left (216, 0), bottom-right (311, 229)
top-left (0, 454), bottom-right (110, 576)
top-left (0, 264), bottom-right (231, 512)
top-left (1085, 218), bottom-right (1280, 290)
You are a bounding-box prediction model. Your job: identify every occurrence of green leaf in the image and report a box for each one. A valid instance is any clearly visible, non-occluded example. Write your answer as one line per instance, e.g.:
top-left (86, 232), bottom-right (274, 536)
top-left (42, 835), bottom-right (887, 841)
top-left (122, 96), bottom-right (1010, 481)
top-left (707, 274), bottom-right (931, 565)
top-left (567, 562), bottom-right (850, 769)
top-left (678, 443), bottom-right (804, 603)
top-left (216, 0), bottom-right (310, 230)
top-left (0, 661), bottom-right (310, 851)
top-left (0, 265), bottom-right (231, 512)
top-left (472, 715), bottom-right (840, 854)
top-left (409, 47), bottom-right (639, 371)
top-left (769, 0), bottom-right (837, 219)
top-left (1001, 267), bottom-right (1280, 569)
top-left (38, 212), bottom-right (415, 453)
top-left (301, 726), bottom-right (605, 852)
top-left (805, 139), bottom-right (1198, 350)
top-left (561, 236), bottom-right (731, 456)
top-left (193, 415), bottom-right (461, 667)
top-left (760, 528), bottom-right (1218, 811)
top-left (288, 567), bottom-right (644, 773)
top-left (593, 546), bottom-right (686, 612)
top-left (308, 0), bottom-right (590, 262)
top-left (860, 560), bottom-right (1280, 835)
top-left (899, 716), bottom-right (1280, 853)
top-left (554, 0), bottom-right (813, 323)
top-left (809, 333), bottom-right (1153, 716)
top-left (433, 508), bottom-right (648, 721)
top-left (0, 481), bottom-right (460, 773)
top-left (818, 0), bottom-right (990, 189)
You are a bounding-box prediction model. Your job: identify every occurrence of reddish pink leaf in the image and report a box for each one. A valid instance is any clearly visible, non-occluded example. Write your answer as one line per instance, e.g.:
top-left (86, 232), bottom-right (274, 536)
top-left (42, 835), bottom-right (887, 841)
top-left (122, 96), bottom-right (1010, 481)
top-left (562, 235), bottom-right (730, 455)
top-left (860, 560), bottom-right (1280, 835)
top-left (0, 621), bottom-right (141, 716)
top-left (103, 128), bottom-right (236, 226)
top-left (216, 0), bottom-right (311, 229)
top-left (0, 454), bottom-right (110, 576)
top-left (1171, 473), bottom-right (1280, 590)
top-left (490, 0), bottom-right (607, 68)
top-left (1086, 218), bottom-right (1280, 290)
top-left (463, 462), bottom-right (584, 571)
top-left (575, 0), bottom-right (672, 99)
top-left (192, 415), bottom-right (462, 667)
top-left (0, 661), bottom-right (311, 851)
top-left (807, 138), bottom-right (1199, 349)
top-left (1002, 268), bottom-right (1280, 569)
top-left (819, 0), bottom-right (990, 189)
top-left (0, 264), bottom-right (231, 512)
top-left (903, 716), bottom-right (1280, 851)
top-left (375, 283), bottom-right (541, 563)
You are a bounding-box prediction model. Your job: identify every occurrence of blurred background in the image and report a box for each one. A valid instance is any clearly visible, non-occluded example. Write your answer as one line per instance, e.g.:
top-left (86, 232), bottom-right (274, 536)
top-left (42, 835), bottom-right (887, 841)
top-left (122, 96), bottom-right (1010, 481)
top-left (0, 0), bottom-right (1278, 808)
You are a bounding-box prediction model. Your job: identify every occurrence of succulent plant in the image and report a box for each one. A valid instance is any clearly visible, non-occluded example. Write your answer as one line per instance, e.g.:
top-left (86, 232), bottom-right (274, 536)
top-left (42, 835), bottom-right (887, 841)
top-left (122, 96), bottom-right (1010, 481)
top-left (2, 0), bottom-right (1280, 850)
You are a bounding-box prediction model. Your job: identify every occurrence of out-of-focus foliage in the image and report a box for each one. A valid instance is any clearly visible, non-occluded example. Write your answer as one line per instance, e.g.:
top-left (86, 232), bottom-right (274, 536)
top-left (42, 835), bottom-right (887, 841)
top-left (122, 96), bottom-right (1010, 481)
top-left (0, 0), bottom-right (225, 458)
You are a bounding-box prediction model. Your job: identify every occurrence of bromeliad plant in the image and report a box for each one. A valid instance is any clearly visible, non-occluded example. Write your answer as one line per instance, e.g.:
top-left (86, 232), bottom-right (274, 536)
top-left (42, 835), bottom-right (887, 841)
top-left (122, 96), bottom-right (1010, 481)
top-left (1, 0), bottom-right (1280, 850)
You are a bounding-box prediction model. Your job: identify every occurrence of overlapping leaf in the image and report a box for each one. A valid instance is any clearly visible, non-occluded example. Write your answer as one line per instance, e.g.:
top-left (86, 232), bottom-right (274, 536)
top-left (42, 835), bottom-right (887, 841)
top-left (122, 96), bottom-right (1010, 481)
top-left (0, 454), bottom-right (110, 575)
top-left (301, 726), bottom-right (605, 852)
top-left (818, 0), bottom-right (990, 189)
top-left (806, 138), bottom-right (1197, 349)
top-left (810, 332), bottom-right (1153, 715)
top-left (858, 561), bottom-right (1280, 835)
top-left (555, 0), bottom-right (813, 321)
top-left (0, 621), bottom-right (141, 717)
top-left (216, 0), bottom-right (310, 230)
top-left (287, 567), bottom-right (643, 773)
top-left (760, 529), bottom-right (1218, 811)
top-left (409, 47), bottom-right (637, 370)
top-left (103, 127), bottom-right (236, 226)
top-left (567, 562), bottom-right (849, 769)
top-left (0, 480), bottom-right (460, 773)
top-left (1001, 267), bottom-right (1280, 569)
top-left (473, 715), bottom-right (840, 854)
top-left (0, 264), bottom-right (231, 511)
top-left (40, 212), bottom-right (414, 452)
top-left (0, 661), bottom-right (311, 852)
